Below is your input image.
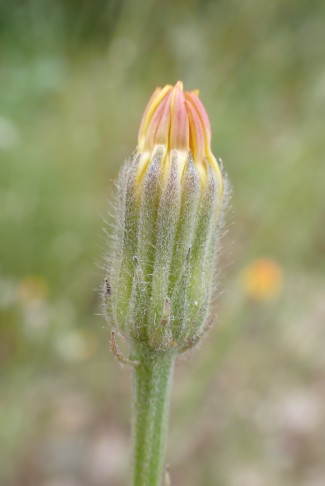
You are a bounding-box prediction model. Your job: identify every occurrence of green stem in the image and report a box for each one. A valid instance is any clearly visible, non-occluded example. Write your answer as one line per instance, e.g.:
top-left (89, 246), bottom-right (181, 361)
top-left (131, 344), bottom-right (176, 486)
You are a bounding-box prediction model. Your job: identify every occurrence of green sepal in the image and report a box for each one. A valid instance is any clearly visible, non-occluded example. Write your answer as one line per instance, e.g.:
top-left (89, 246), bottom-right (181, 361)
top-left (148, 155), bottom-right (181, 350)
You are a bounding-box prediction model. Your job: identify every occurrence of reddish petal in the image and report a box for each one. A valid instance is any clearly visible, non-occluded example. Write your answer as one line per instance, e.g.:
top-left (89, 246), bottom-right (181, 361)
top-left (144, 91), bottom-right (171, 150)
top-left (154, 90), bottom-right (172, 146)
top-left (170, 82), bottom-right (189, 151)
top-left (138, 85), bottom-right (172, 149)
top-left (185, 99), bottom-right (205, 164)
top-left (185, 91), bottom-right (212, 144)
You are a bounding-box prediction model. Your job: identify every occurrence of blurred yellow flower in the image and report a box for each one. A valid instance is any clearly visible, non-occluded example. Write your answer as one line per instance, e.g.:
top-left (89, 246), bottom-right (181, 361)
top-left (19, 275), bottom-right (48, 304)
top-left (240, 258), bottom-right (283, 301)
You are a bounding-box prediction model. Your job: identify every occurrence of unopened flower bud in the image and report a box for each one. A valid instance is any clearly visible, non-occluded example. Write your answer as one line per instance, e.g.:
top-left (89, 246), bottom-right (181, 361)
top-left (105, 82), bottom-right (228, 352)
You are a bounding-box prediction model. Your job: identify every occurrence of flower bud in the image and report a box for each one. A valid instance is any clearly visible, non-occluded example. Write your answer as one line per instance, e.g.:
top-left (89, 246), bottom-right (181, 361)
top-left (105, 82), bottom-right (228, 352)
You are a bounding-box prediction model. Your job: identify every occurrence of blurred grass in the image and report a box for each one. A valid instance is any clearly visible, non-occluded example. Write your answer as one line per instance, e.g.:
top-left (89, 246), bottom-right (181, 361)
top-left (1, 1), bottom-right (325, 485)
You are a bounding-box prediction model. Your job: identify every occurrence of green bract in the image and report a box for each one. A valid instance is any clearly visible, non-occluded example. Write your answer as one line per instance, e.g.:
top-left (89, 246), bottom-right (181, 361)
top-left (105, 147), bottom-right (226, 352)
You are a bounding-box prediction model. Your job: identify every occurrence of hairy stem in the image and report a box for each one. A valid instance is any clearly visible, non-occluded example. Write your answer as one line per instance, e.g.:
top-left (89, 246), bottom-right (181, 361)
top-left (130, 343), bottom-right (176, 486)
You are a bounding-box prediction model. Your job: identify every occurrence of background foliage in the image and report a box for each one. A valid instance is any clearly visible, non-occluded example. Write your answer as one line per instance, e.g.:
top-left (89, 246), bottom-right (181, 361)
top-left (1, 1), bottom-right (324, 485)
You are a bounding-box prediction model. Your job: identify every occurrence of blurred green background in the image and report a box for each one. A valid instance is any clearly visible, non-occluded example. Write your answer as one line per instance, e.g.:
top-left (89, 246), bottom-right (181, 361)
top-left (1, 0), bottom-right (325, 485)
